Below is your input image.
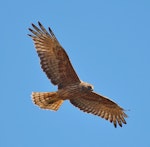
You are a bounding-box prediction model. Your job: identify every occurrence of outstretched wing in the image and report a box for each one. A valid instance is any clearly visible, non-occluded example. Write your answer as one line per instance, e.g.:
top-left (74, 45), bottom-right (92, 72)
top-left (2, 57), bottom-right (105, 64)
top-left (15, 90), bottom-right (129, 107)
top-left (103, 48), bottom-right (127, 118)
top-left (28, 22), bottom-right (80, 89)
top-left (70, 92), bottom-right (127, 127)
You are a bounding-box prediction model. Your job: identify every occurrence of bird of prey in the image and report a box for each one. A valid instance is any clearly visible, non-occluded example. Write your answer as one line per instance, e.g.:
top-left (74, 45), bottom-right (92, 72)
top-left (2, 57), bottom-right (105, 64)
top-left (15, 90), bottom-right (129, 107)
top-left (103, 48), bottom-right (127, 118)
top-left (28, 21), bottom-right (127, 127)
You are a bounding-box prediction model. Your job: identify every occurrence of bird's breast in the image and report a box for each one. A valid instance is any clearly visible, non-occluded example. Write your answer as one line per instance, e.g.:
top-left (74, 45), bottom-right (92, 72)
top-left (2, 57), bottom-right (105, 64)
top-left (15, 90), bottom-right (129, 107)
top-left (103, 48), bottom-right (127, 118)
top-left (58, 84), bottom-right (82, 100)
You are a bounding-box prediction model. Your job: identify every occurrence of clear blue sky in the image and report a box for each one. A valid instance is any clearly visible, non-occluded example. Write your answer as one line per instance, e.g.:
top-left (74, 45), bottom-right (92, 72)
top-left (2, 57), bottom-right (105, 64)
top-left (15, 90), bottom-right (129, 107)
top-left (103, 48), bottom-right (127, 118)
top-left (1, 0), bottom-right (150, 147)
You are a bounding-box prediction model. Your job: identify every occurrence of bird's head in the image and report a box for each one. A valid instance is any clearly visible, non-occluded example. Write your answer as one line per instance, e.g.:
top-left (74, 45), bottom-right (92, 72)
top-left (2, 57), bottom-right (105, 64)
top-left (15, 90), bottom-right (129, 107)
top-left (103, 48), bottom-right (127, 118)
top-left (80, 81), bottom-right (94, 92)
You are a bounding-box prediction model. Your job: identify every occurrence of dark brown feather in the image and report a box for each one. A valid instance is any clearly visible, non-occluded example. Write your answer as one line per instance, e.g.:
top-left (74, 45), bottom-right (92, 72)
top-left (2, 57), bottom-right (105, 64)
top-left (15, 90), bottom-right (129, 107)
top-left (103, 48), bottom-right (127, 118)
top-left (70, 92), bottom-right (127, 127)
top-left (28, 22), bottom-right (80, 88)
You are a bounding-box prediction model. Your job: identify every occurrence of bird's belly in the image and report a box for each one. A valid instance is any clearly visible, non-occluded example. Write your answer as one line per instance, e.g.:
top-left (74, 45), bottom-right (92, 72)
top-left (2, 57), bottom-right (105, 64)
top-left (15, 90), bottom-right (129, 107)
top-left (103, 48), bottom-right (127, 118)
top-left (58, 87), bottom-right (80, 100)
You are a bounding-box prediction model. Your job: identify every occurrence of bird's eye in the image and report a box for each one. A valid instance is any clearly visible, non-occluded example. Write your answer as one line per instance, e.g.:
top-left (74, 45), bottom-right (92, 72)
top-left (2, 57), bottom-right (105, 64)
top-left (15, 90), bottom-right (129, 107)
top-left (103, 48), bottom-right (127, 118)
top-left (88, 86), bottom-right (93, 91)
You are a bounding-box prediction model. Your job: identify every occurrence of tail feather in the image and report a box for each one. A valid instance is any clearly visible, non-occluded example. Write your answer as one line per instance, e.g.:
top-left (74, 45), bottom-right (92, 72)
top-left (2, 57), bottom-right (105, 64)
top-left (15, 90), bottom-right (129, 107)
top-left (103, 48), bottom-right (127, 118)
top-left (32, 92), bottom-right (63, 111)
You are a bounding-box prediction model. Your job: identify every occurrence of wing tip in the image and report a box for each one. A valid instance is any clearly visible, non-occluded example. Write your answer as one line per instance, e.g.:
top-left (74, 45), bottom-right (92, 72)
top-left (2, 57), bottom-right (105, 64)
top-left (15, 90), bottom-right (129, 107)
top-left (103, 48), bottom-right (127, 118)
top-left (38, 21), bottom-right (42, 27)
top-left (27, 34), bottom-right (32, 37)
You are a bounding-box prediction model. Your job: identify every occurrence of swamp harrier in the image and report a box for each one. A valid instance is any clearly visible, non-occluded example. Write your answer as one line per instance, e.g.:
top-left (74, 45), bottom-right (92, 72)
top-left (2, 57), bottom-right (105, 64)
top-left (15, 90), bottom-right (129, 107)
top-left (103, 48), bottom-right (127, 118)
top-left (28, 22), bottom-right (127, 127)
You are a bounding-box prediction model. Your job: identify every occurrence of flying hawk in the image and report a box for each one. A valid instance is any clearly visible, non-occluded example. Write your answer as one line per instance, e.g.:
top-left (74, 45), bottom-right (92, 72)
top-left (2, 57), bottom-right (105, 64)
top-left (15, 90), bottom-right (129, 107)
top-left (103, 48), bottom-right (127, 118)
top-left (28, 22), bottom-right (127, 127)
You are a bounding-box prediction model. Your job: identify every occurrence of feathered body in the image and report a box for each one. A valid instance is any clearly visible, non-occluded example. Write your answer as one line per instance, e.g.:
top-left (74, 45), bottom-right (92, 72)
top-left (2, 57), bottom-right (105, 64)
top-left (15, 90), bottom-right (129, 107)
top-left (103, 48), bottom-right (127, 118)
top-left (28, 22), bottom-right (127, 127)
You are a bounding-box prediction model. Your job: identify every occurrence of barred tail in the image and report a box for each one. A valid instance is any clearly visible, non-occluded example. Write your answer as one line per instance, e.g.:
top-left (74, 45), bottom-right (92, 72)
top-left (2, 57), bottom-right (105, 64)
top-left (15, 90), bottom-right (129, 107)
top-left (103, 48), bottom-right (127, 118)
top-left (32, 92), bottom-right (64, 111)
